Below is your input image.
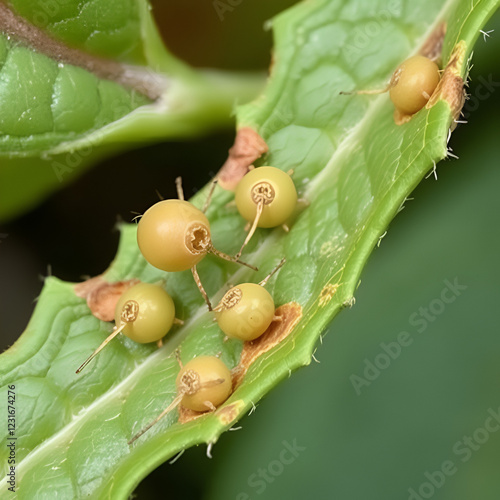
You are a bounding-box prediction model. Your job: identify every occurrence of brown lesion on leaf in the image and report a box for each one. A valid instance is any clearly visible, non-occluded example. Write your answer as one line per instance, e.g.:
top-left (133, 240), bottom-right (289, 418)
top-left (419, 22), bottom-right (447, 64)
top-left (268, 50), bottom-right (277, 75)
top-left (178, 399), bottom-right (247, 425)
top-left (393, 109), bottom-right (414, 126)
top-left (231, 302), bottom-right (303, 388)
top-left (426, 40), bottom-right (466, 123)
top-left (0, 2), bottom-right (165, 100)
top-left (216, 399), bottom-right (246, 426)
top-left (177, 405), bottom-right (202, 424)
top-left (74, 277), bottom-right (140, 322)
top-left (319, 284), bottom-right (339, 307)
top-left (217, 128), bottom-right (269, 191)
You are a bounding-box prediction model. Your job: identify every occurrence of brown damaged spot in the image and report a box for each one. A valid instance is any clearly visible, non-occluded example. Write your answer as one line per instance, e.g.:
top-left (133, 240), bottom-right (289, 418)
top-left (269, 50), bottom-right (277, 75)
top-left (216, 400), bottom-right (246, 426)
top-left (426, 41), bottom-right (466, 123)
top-left (177, 404), bottom-right (206, 424)
top-left (231, 302), bottom-right (303, 388)
top-left (319, 284), bottom-right (339, 307)
top-left (419, 22), bottom-right (447, 64)
top-left (177, 399), bottom-right (246, 425)
top-left (217, 128), bottom-right (269, 191)
top-left (74, 277), bottom-right (140, 322)
top-left (393, 108), bottom-right (413, 126)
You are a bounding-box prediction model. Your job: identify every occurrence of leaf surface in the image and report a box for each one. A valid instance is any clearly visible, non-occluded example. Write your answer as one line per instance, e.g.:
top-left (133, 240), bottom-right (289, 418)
top-left (1, 0), bottom-right (498, 498)
top-left (0, 0), bottom-right (262, 220)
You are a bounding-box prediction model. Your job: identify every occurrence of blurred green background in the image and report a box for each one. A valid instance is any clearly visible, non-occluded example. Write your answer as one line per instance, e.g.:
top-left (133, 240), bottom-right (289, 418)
top-left (1, 1), bottom-right (499, 499)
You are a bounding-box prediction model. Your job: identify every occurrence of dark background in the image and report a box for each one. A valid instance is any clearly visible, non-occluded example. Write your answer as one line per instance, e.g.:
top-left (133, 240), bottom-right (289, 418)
top-left (1, 2), bottom-right (499, 499)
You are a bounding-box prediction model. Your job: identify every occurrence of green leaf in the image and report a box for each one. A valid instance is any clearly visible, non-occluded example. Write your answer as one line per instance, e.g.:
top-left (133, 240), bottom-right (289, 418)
top-left (1, 0), bottom-right (498, 498)
top-left (8, 0), bottom-right (155, 64)
top-left (0, 0), bottom-right (263, 220)
top-left (0, 40), bottom-right (150, 153)
top-left (204, 55), bottom-right (500, 499)
top-left (0, 0), bottom-right (172, 155)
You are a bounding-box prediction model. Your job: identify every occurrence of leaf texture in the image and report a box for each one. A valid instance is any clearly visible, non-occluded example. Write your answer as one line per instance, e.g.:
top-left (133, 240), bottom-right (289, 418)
top-left (1, 0), bottom-right (499, 498)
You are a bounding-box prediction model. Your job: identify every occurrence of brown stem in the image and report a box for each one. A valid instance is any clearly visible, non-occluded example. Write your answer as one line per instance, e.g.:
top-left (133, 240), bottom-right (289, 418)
top-left (235, 200), bottom-right (263, 260)
top-left (76, 323), bottom-right (126, 374)
top-left (209, 245), bottom-right (258, 271)
top-left (191, 265), bottom-right (212, 311)
top-left (202, 178), bottom-right (219, 213)
top-left (176, 177), bottom-right (185, 201)
top-left (339, 85), bottom-right (391, 96)
top-left (128, 393), bottom-right (184, 445)
top-left (259, 258), bottom-right (286, 287)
